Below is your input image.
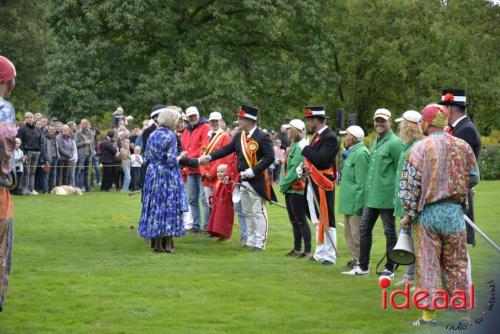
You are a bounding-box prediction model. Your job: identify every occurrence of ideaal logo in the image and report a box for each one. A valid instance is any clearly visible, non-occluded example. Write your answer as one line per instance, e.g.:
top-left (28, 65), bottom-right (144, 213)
top-left (379, 276), bottom-right (475, 310)
top-left (379, 278), bottom-right (496, 331)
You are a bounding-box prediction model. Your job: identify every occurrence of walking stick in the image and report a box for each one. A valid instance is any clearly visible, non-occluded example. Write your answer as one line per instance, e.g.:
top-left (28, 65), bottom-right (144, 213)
top-left (235, 182), bottom-right (287, 209)
top-left (464, 215), bottom-right (500, 253)
top-left (305, 174), bottom-right (340, 257)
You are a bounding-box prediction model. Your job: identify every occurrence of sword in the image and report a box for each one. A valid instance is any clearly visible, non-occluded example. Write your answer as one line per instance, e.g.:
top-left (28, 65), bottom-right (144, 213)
top-left (305, 173), bottom-right (340, 257)
top-left (464, 215), bottom-right (500, 253)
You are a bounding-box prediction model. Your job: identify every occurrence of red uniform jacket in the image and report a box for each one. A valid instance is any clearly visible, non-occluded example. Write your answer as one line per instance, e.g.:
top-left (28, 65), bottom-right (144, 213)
top-left (180, 119), bottom-right (210, 174)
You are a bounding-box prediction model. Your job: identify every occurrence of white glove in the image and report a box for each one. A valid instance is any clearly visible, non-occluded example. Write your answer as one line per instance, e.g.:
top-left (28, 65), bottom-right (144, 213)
top-left (296, 162), bottom-right (304, 178)
top-left (240, 168), bottom-right (255, 179)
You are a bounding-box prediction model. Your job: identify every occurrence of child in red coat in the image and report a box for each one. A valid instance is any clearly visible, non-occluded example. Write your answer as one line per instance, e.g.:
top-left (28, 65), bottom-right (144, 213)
top-left (206, 164), bottom-right (234, 241)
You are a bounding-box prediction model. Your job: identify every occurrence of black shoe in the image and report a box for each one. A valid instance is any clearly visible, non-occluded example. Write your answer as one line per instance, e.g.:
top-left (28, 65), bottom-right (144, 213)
top-left (252, 247), bottom-right (263, 252)
top-left (297, 252), bottom-right (311, 258)
top-left (322, 260), bottom-right (334, 266)
top-left (286, 250), bottom-right (301, 257)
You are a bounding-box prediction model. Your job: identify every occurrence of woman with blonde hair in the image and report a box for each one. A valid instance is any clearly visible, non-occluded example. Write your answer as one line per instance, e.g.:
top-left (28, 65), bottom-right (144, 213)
top-left (393, 110), bottom-right (423, 286)
top-left (138, 107), bottom-right (189, 253)
top-left (279, 120), bottom-right (311, 258)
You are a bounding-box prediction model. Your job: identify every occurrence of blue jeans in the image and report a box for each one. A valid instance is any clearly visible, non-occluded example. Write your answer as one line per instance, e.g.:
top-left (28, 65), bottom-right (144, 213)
top-left (76, 154), bottom-right (92, 190)
top-left (90, 155), bottom-right (101, 187)
top-left (47, 158), bottom-right (58, 191)
top-left (121, 164), bottom-right (131, 192)
top-left (235, 200), bottom-right (247, 240)
top-left (186, 173), bottom-right (209, 229)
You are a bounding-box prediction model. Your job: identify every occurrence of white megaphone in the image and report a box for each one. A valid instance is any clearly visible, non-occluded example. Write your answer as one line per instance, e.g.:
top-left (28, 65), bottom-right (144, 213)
top-left (232, 185), bottom-right (241, 203)
top-left (388, 228), bottom-right (415, 265)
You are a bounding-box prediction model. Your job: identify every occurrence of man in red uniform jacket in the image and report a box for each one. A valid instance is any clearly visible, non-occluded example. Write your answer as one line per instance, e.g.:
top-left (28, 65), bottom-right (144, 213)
top-left (180, 106), bottom-right (211, 232)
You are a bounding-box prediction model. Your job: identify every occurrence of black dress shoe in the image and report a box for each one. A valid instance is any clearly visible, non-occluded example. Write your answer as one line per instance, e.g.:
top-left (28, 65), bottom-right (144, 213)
top-left (322, 260), bottom-right (334, 266)
top-left (252, 247), bottom-right (263, 252)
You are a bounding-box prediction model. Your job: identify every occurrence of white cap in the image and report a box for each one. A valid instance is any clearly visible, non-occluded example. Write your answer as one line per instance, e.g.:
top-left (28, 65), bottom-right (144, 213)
top-left (373, 108), bottom-right (391, 120)
top-left (186, 106), bottom-right (199, 117)
top-left (208, 111), bottom-right (222, 121)
top-left (395, 110), bottom-right (422, 124)
top-left (339, 125), bottom-right (365, 141)
top-left (282, 124), bottom-right (291, 130)
top-left (288, 119), bottom-right (305, 132)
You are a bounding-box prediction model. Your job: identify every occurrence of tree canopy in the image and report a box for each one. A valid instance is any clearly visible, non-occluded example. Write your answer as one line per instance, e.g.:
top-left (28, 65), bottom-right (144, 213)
top-left (1, 0), bottom-right (499, 133)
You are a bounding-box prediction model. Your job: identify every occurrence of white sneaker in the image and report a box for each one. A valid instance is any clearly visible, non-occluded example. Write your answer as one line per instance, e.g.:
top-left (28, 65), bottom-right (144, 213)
top-left (29, 190), bottom-right (39, 195)
top-left (342, 265), bottom-right (369, 276)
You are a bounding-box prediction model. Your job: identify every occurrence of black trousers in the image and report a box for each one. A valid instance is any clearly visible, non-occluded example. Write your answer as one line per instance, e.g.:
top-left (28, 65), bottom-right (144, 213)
top-left (285, 193), bottom-right (311, 253)
top-left (131, 167), bottom-right (141, 191)
top-left (101, 162), bottom-right (115, 191)
top-left (465, 189), bottom-right (475, 245)
top-left (358, 207), bottom-right (397, 272)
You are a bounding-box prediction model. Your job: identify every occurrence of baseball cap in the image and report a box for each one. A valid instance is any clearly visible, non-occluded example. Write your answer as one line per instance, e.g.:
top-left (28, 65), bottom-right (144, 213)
top-left (339, 125), bottom-right (365, 141)
top-left (395, 110), bottom-right (422, 124)
top-left (373, 108), bottom-right (391, 120)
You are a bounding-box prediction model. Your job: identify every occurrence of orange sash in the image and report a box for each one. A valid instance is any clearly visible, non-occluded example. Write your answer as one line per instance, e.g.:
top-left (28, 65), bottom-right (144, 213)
top-left (202, 131), bottom-right (226, 155)
top-left (240, 131), bottom-right (259, 168)
top-left (304, 159), bottom-right (335, 244)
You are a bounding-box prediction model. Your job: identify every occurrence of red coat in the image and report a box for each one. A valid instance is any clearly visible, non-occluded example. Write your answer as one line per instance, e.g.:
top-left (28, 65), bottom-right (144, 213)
top-left (199, 130), bottom-right (233, 187)
top-left (206, 180), bottom-right (234, 239)
top-left (180, 120), bottom-right (210, 174)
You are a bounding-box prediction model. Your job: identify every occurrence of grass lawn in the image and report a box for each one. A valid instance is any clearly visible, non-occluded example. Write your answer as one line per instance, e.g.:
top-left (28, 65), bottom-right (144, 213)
top-left (1, 181), bottom-right (499, 333)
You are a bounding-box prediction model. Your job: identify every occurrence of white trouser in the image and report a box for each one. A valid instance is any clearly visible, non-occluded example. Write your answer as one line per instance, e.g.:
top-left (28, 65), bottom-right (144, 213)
top-left (306, 183), bottom-right (337, 263)
top-left (240, 181), bottom-right (268, 249)
top-left (204, 186), bottom-right (213, 208)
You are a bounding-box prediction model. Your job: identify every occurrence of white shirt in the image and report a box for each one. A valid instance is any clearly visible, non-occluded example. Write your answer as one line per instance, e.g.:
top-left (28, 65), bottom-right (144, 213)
top-left (452, 115), bottom-right (468, 128)
top-left (316, 125), bottom-right (328, 136)
top-left (246, 125), bottom-right (257, 138)
top-left (130, 154), bottom-right (143, 167)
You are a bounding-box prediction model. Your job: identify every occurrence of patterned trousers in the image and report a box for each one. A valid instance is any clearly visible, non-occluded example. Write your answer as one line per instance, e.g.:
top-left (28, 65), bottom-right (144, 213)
top-left (413, 202), bottom-right (469, 309)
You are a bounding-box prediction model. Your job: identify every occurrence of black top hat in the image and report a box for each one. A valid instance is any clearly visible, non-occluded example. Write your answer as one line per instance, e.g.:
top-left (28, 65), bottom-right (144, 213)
top-left (304, 106), bottom-right (329, 118)
top-left (237, 105), bottom-right (258, 121)
top-left (150, 104), bottom-right (167, 118)
top-left (438, 88), bottom-right (467, 108)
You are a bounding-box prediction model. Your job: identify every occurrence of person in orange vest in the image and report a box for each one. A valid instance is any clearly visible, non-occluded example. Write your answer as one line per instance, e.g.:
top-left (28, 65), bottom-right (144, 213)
top-left (300, 106), bottom-right (339, 265)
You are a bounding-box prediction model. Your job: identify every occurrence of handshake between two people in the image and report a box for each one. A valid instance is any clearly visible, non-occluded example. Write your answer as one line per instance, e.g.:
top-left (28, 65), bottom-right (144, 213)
top-left (197, 154), bottom-right (254, 180)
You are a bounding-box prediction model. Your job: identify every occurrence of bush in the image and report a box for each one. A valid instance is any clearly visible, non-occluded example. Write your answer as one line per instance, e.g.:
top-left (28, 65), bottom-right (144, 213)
top-left (478, 145), bottom-right (500, 180)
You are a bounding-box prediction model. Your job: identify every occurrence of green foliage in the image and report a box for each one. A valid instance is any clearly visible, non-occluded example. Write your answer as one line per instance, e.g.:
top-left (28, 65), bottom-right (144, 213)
top-left (0, 0), bottom-right (53, 116)
top-left (478, 145), bottom-right (500, 180)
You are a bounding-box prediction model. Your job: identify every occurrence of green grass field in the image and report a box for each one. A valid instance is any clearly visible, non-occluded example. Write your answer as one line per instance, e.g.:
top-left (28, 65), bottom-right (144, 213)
top-left (1, 181), bottom-right (499, 333)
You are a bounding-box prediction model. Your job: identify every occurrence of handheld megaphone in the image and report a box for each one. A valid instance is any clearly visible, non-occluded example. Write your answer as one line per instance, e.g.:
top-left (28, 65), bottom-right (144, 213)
top-left (388, 227), bottom-right (415, 265)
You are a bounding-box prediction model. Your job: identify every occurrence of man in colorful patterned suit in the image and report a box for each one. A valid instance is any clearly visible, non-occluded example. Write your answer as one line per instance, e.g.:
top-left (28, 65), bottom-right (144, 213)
top-left (199, 105), bottom-right (276, 251)
top-left (301, 106), bottom-right (339, 265)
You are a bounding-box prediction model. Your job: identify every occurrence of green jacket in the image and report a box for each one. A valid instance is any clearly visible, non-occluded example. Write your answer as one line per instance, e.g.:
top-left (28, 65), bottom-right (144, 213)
top-left (339, 142), bottom-right (370, 216)
top-left (279, 139), bottom-right (306, 195)
top-left (365, 130), bottom-right (404, 209)
top-left (393, 139), bottom-right (420, 218)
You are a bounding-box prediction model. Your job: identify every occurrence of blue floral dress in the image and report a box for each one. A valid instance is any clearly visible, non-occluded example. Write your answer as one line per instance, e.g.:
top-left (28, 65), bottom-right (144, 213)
top-left (138, 127), bottom-right (188, 238)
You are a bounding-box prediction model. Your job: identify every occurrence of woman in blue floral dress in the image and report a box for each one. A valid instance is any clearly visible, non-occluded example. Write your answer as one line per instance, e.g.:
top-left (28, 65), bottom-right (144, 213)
top-left (139, 107), bottom-right (189, 252)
